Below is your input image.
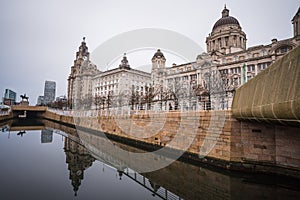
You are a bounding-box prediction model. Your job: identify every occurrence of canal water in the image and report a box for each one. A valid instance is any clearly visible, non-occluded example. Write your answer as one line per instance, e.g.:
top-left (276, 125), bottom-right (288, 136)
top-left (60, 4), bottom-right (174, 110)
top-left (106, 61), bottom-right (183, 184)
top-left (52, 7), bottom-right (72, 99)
top-left (0, 119), bottom-right (299, 200)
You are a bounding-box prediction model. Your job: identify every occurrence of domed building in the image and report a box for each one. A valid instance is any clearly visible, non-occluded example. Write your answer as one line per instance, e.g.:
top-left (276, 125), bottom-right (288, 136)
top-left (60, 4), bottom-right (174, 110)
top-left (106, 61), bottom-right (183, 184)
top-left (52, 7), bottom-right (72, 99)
top-left (206, 5), bottom-right (247, 55)
top-left (67, 6), bottom-right (300, 111)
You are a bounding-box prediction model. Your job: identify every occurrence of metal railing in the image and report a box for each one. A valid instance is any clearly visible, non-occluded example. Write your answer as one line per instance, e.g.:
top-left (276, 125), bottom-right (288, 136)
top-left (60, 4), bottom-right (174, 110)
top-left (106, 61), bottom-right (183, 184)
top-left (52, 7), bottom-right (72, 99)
top-left (123, 168), bottom-right (183, 200)
top-left (0, 110), bottom-right (11, 116)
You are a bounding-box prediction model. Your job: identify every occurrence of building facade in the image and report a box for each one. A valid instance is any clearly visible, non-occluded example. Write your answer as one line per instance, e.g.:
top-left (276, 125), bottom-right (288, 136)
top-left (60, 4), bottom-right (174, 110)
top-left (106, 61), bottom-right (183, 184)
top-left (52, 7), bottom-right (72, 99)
top-left (44, 80), bottom-right (56, 105)
top-left (67, 6), bottom-right (300, 111)
top-left (92, 53), bottom-right (152, 110)
top-left (67, 38), bottom-right (98, 109)
top-left (37, 95), bottom-right (44, 105)
top-left (3, 89), bottom-right (17, 106)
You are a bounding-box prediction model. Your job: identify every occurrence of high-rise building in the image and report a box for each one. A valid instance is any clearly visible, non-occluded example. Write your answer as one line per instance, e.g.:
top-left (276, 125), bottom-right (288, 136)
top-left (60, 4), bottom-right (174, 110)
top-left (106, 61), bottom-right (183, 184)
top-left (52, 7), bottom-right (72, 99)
top-left (44, 81), bottom-right (56, 105)
top-left (3, 89), bottom-right (16, 105)
top-left (37, 96), bottom-right (44, 105)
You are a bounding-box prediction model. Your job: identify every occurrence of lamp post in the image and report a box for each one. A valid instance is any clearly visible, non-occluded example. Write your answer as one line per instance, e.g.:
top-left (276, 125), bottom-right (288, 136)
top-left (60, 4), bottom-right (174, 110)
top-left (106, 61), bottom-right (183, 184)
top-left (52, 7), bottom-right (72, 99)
top-left (221, 72), bottom-right (227, 110)
top-left (204, 72), bottom-right (211, 110)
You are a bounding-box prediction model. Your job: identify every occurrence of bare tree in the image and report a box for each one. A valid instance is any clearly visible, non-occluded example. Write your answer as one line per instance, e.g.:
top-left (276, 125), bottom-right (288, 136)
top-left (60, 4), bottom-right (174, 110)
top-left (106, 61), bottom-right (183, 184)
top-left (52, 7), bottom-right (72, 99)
top-left (94, 94), bottom-right (101, 111)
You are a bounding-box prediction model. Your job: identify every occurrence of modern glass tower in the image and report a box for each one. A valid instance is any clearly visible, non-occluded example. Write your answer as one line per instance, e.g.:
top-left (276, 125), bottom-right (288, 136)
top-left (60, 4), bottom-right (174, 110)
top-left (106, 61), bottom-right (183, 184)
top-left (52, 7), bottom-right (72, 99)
top-left (44, 81), bottom-right (56, 105)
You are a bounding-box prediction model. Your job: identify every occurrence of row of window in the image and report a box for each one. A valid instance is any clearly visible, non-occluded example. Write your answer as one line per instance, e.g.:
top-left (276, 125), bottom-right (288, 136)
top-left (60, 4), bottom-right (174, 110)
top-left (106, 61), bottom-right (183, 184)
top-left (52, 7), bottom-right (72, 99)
top-left (96, 90), bottom-right (145, 97)
top-left (168, 65), bottom-right (194, 74)
top-left (96, 84), bottom-right (147, 92)
top-left (167, 74), bottom-right (198, 83)
top-left (221, 49), bottom-right (268, 64)
top-left (220, 62), bottom-right (271, 74)
top-left (97, 73), bottom-right (150, 85)
top-left (210, 35), bottom-right (245, 49)
top-left (97, 79), bottom-right (119, 86)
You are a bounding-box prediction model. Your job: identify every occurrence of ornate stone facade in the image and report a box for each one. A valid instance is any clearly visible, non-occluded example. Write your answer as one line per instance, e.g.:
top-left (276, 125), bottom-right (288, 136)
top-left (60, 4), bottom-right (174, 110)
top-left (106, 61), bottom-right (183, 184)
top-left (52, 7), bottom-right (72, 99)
top-left (67, 38), bottom-right (98, 109)
top-left (67, 6), bottom-right (300, 111)
top-left (92, 54), bottom-right (152, 110)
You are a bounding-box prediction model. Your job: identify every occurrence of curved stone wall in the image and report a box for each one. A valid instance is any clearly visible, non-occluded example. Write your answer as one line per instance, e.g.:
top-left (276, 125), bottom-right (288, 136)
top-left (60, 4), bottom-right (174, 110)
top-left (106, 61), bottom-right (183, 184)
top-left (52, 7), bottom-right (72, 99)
top-left (232, 45), bottom-right (300, 125)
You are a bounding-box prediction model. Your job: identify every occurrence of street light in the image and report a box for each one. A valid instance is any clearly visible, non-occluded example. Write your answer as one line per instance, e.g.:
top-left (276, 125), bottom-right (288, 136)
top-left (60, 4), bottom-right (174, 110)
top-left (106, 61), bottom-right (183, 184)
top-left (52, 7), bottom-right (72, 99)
top-left (204, 72), bottom-right (211, 110)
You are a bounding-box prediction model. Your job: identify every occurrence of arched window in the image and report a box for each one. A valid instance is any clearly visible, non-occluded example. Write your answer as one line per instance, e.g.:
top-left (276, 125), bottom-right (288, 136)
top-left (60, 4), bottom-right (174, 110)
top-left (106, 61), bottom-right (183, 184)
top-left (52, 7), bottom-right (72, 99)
top-left (275, 45), bottom-right (292, 54)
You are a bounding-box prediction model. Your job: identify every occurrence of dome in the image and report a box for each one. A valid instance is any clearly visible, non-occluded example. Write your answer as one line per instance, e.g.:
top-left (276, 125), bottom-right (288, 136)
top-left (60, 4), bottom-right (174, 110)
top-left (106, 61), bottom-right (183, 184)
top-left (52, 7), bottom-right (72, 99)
top-left (152, 49), bottom-right (165, 59)
top-left (213, 16), bottom-right (240, 30)
top-left (212, 6), bottom-right (240, 31)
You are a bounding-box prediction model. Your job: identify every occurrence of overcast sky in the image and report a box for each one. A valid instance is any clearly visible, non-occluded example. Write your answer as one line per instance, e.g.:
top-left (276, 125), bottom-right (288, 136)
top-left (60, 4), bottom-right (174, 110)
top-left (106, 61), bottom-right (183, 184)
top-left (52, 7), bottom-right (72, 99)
top-left (0, 0), bottom-right (299, 104)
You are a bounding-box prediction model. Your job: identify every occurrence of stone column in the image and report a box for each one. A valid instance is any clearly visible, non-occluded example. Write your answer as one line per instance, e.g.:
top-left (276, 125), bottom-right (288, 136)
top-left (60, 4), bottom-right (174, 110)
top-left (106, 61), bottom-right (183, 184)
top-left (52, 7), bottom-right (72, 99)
top-left (254, 64), bottom-right (258, 76)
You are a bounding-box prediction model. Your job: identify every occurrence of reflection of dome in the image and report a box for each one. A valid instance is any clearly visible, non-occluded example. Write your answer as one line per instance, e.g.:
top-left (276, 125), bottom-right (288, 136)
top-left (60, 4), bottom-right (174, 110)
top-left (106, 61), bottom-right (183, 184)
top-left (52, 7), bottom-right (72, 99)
top-left (212, 6), bottom-right (240, 31)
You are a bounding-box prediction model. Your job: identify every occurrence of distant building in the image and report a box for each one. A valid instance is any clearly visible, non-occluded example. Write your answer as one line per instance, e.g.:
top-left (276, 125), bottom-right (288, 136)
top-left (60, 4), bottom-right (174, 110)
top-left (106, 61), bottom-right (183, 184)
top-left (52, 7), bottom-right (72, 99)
top-left (3, 89), bottom-right (16, 106)
top-left (56, 95), bottom-right (67, 102)
top-left (44, 81), bottom-right (56, 105)
top-left (37, 96), bottom-right (44, 105)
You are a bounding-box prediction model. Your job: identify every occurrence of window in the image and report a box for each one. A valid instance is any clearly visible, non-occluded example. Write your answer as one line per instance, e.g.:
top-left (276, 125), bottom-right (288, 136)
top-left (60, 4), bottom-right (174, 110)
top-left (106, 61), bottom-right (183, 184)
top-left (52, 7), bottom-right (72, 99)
top-left (261, 49), bottom-right (267, 56)
top-left (218, 38), bottom-right (222, 48)
top-left (232, 67), bottom-right (241, 74)
top-left (225, 36), bottom-right (229, 46)
top-left (190, 74), bottom-right (197, 80)
top-left (258, 63), bottom-right (269, 70)
top-left (220, 69), bottom-right (228, 74)
top-left (222, 58), bottom-right (226, 64)
top-left (247, 65), bottom-right (255, 72)
top-left (233, 36), bottom-right (237, 46)
top-left (233, 77), bottom-right (239, 86)
top-left (276, 46), bottom-right (292, 54)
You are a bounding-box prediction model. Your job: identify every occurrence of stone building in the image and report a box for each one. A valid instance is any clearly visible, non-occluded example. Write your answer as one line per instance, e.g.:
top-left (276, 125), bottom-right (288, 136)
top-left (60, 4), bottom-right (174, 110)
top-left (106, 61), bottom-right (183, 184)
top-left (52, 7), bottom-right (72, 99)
top-left (67, 6), bottom-right (300, 111)
top-left (67, 38), bottom-right (98, 109)
top-left (150, 6), bottom-right (300, 110)
top-left (205, 6), bottom-right (299, 109)
top-left (92, 53), bottom-right (152, 110)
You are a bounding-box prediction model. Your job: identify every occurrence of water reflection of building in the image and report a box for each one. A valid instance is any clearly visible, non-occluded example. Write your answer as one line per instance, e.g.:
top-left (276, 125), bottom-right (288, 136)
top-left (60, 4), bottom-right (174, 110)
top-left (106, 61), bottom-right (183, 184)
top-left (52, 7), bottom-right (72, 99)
top-left (41, 129), bottom-right (53, 143)
top-left (64, 137), bottom-right (95, 196)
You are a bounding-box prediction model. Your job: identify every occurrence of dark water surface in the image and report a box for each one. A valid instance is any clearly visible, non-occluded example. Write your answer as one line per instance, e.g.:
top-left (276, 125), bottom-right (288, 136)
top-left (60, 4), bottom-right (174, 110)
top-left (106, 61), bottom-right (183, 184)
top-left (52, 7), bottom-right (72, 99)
top-left (0, 119), bottom-right (299, 200)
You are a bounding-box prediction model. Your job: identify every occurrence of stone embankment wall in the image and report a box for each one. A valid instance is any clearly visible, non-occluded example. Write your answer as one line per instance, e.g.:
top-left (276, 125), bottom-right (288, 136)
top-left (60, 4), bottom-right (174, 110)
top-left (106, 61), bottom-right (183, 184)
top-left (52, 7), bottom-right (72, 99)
top-left (232, 45), bottom-right (300, 126)
top-left (42, 109), bottom-right (300, 178)
top-left (0, 113), bottom-right (13, 122)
